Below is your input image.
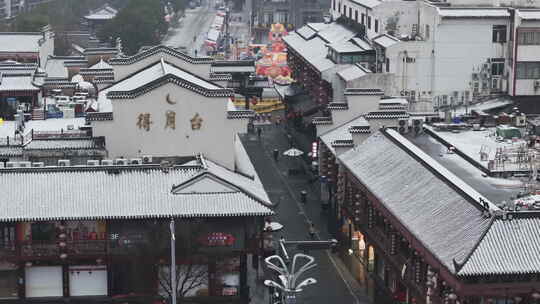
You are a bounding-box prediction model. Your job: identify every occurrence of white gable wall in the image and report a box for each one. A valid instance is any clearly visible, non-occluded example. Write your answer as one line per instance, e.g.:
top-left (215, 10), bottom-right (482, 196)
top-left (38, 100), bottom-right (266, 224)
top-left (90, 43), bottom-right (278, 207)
top-left (91, 83), bottom-right (246, 170)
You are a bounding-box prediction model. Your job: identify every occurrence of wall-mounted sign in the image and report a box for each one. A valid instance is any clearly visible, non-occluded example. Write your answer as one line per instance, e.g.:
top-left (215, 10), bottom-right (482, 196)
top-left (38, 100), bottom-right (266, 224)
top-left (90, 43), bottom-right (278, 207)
top-left (190, 113), bottom-right (203, 130)
top-left (198, 232), bottom-right (235, 247)
top-left (165, 111), bottom-right (176, 130)
top-left (136, 113), bottom-right (152, 131)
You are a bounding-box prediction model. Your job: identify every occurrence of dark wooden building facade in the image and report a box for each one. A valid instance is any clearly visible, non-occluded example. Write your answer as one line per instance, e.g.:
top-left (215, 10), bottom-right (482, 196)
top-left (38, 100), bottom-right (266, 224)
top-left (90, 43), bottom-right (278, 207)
top-left (0, 159), bottom-right (273, 303)
top-left (333, 128), bottom-right (540, 304)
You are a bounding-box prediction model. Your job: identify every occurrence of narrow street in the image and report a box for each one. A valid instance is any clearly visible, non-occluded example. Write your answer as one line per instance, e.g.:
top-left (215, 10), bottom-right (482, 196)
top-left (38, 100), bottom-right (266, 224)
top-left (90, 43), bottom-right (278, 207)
top-left (162, 1), bottom-right (216, 56)
top-left (241, 123), bottom-right (372, 304)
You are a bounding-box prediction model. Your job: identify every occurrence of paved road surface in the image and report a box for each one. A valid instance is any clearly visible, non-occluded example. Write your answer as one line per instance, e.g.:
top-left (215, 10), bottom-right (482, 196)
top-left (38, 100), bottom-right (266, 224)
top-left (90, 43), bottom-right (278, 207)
top-left (162, 1), bottom-right (216, 56)
top-left (241, 123), bottom-right (372, 304)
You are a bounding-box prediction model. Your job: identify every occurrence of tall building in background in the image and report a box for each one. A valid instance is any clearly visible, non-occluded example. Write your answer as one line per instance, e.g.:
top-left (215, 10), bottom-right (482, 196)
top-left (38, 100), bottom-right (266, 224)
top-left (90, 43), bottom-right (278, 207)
top-left (251, 0), bottom-right (330, 43)
top-left (1, 0), bottom-right (54, 19)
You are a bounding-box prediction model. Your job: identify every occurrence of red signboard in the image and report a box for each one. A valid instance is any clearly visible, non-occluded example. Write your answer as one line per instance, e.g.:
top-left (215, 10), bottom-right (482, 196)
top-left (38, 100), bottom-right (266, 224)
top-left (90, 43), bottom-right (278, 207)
top-left (198, 232), bottom-right (236, 247)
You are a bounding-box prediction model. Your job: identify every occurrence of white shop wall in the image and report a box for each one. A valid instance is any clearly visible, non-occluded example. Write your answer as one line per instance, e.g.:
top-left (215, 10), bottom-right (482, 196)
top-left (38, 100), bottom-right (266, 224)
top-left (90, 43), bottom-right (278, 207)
top-left (25, 266), bottom-right (63, 298)
top-left (69, 265), bottom-right (107, 296)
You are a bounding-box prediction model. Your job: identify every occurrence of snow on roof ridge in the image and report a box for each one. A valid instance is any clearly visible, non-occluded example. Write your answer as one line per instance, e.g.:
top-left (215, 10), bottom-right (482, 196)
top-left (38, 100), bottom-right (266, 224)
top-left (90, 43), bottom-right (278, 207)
top-left (384, 128), bottom-right (500, 212)
top-left (160, 57), bottom-right (169, 75)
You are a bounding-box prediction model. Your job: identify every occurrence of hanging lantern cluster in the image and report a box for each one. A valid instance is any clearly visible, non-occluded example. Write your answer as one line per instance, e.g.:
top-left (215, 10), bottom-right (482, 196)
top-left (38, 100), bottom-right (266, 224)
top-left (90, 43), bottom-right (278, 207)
top-left (390, 233), bottom-right (397, 255)
top-left (414, 255), bottom-right (422, 284)
top-left (57, 224), bottom-right (68, 261)
top-left (367, 206), bottom-right (374, 228)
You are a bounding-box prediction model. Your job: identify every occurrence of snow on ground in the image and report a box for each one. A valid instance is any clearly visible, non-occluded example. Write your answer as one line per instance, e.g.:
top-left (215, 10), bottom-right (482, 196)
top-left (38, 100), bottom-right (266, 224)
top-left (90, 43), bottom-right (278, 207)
top-left (452, 98), bottom-right (513, 116)
top-left (24, 118), bottom-right (86, 134)
top-left (426, 125), bottom-right (529, 172)
top-left (440, 150), bottom-right (523, 188)
top-left (0, 120), bottom-right (16, 138)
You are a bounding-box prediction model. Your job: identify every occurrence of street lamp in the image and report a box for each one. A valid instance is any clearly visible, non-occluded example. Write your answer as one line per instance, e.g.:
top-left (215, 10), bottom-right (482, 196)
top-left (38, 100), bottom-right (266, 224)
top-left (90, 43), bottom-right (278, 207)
top-left (264, 254), bottom-right (318, 304)
top-left (295, 278), bottom-right (317, 291)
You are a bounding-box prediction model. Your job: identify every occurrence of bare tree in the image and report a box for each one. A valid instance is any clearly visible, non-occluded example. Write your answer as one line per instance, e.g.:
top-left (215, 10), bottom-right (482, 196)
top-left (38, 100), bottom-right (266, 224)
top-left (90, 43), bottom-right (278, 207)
top-left (157, 262), bottom-right (209, 300)
top-left (137, 219), bottom-right (210, 302)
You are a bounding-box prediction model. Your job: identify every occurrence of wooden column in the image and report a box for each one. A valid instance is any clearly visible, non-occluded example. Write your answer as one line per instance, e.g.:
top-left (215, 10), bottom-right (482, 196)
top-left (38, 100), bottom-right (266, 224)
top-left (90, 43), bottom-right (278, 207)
top-left (17, 262), bottom-right (25, 299)
top-left (62, 264), bottom-right (69, 297)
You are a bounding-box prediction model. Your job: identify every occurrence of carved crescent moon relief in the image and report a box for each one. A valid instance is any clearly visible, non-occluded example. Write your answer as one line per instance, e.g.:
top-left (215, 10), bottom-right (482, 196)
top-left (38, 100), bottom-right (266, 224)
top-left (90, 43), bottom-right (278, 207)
top-left (166, 93), bottom-right (177, 105)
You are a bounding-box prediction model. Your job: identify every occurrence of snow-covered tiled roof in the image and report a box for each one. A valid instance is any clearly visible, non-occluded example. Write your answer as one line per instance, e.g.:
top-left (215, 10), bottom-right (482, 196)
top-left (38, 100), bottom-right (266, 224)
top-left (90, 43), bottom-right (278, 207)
top-left (296, 25), bottom-right (317, 40)
top-left (318, 23), bottom-right (356, 44)
top-left (284, 22), bottom-right (357, 73)
top-left (0, 74), bottom-right (40, 92)
top-left (284, 34), bottom-right (333, 73)
top-left (365, 110), bottom-right (409, 119)
top-left (372, 34), bottom-right (400, 48)
top-left (437, 7), bottom-right (510, 18)
top-left (0, 33), bottom-right (42, 53)
top-left (0, 159), bottom-right (273, 222)
top-left (350, 38), bottom-right (373, 51)
top-left (339, 129), bottom-right (495, 273)
top-left (45, 57), bottom-right (69, 78)
top-left (0, 146), bottom-right (23, 156)
top-left (89, 59), bottom-right (112, 70)
top-left (458, 214), bottom-right (540, 276)
top-left (211, 60), bottom-right (255, 74)
top-left (337, 64), bottom-right (369, 81)
top-left (109, 45), bottom-right (213, 66)
top-left (344, 88), bottom-right (383, 95)
top-left (84, 4), bottom-right (118, 20)
top-left (319, 116), bottom-right (370, 155)
top-left (24, 118), bottom-right (87, 134)
top-left (24, 139), bottom-right (98, 150)
top-left (105, 59), bottom-right (229, 99)
top-left (518, 10), bottom-right (540, 20)
top-left (327, 40), bottom-right (364, 53)
top-left (350, 0), bottom-right (381, 9)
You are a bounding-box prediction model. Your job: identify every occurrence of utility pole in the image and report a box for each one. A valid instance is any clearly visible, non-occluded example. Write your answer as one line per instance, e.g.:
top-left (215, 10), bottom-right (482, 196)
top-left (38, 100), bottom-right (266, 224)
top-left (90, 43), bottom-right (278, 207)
top-left (170, 218), bottom-right (177, 304)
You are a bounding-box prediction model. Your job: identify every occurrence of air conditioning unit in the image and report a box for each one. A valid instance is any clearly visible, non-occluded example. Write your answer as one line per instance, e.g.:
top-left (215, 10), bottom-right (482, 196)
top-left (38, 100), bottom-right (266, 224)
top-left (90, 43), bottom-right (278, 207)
top-left (412, 119), bottom-right (423, 136)
top-left (67, 124), bottom-right (74, 130)
top-left (5, 162), bottom-right (18, 168)
top-left (115, 158), bottom-right (129, 165)
top-left (142, 155), bottom-right (153, 164)
top-left (19, 161), bottom-right (31, 168)
top-left (515, 114), bottom-right (527, 127)
top-left (87, 160), bottom-right (100, 166)
top-left (32, 162), bottom-right (45, 167)
top-left (398, 119), bottom-right (409, 134)
top-left (534, 80), bottom-right (540, 89)
top-left (101, 159), bottom-right (114, 166)
top-left (130, 158), bottom-right (143, 165)
top-left (58, 160), bottom-right (70, 167)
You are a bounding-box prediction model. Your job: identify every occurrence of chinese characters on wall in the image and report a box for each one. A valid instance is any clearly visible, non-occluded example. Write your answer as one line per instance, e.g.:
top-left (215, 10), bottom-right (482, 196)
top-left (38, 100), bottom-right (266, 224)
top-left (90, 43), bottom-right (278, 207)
top-left (137, 111), bottom-right (203, 131)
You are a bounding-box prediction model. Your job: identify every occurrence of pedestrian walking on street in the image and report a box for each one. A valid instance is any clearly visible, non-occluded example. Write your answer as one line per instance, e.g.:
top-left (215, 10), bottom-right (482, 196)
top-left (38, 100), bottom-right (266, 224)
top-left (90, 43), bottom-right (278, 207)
top-left (308, 223), bottom-right (316, 240)
top-left (275, 116), bottom-right (281, 126)
top-left (257, 127), bottom-right (262, 140)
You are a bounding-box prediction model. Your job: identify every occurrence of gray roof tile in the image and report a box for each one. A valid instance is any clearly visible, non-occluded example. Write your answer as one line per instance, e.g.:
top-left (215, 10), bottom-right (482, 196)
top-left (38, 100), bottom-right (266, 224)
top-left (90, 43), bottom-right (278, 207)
top-left (24, 139), bottom-right (98, 150)
top-left (0, 160), bottom-right (273, 222)
top-left (458, 214), bottom-right (540, 276)
top-left (339, 130), bottom-right (492, 273)
top-left (0, 146), bottom-right (23, 156)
